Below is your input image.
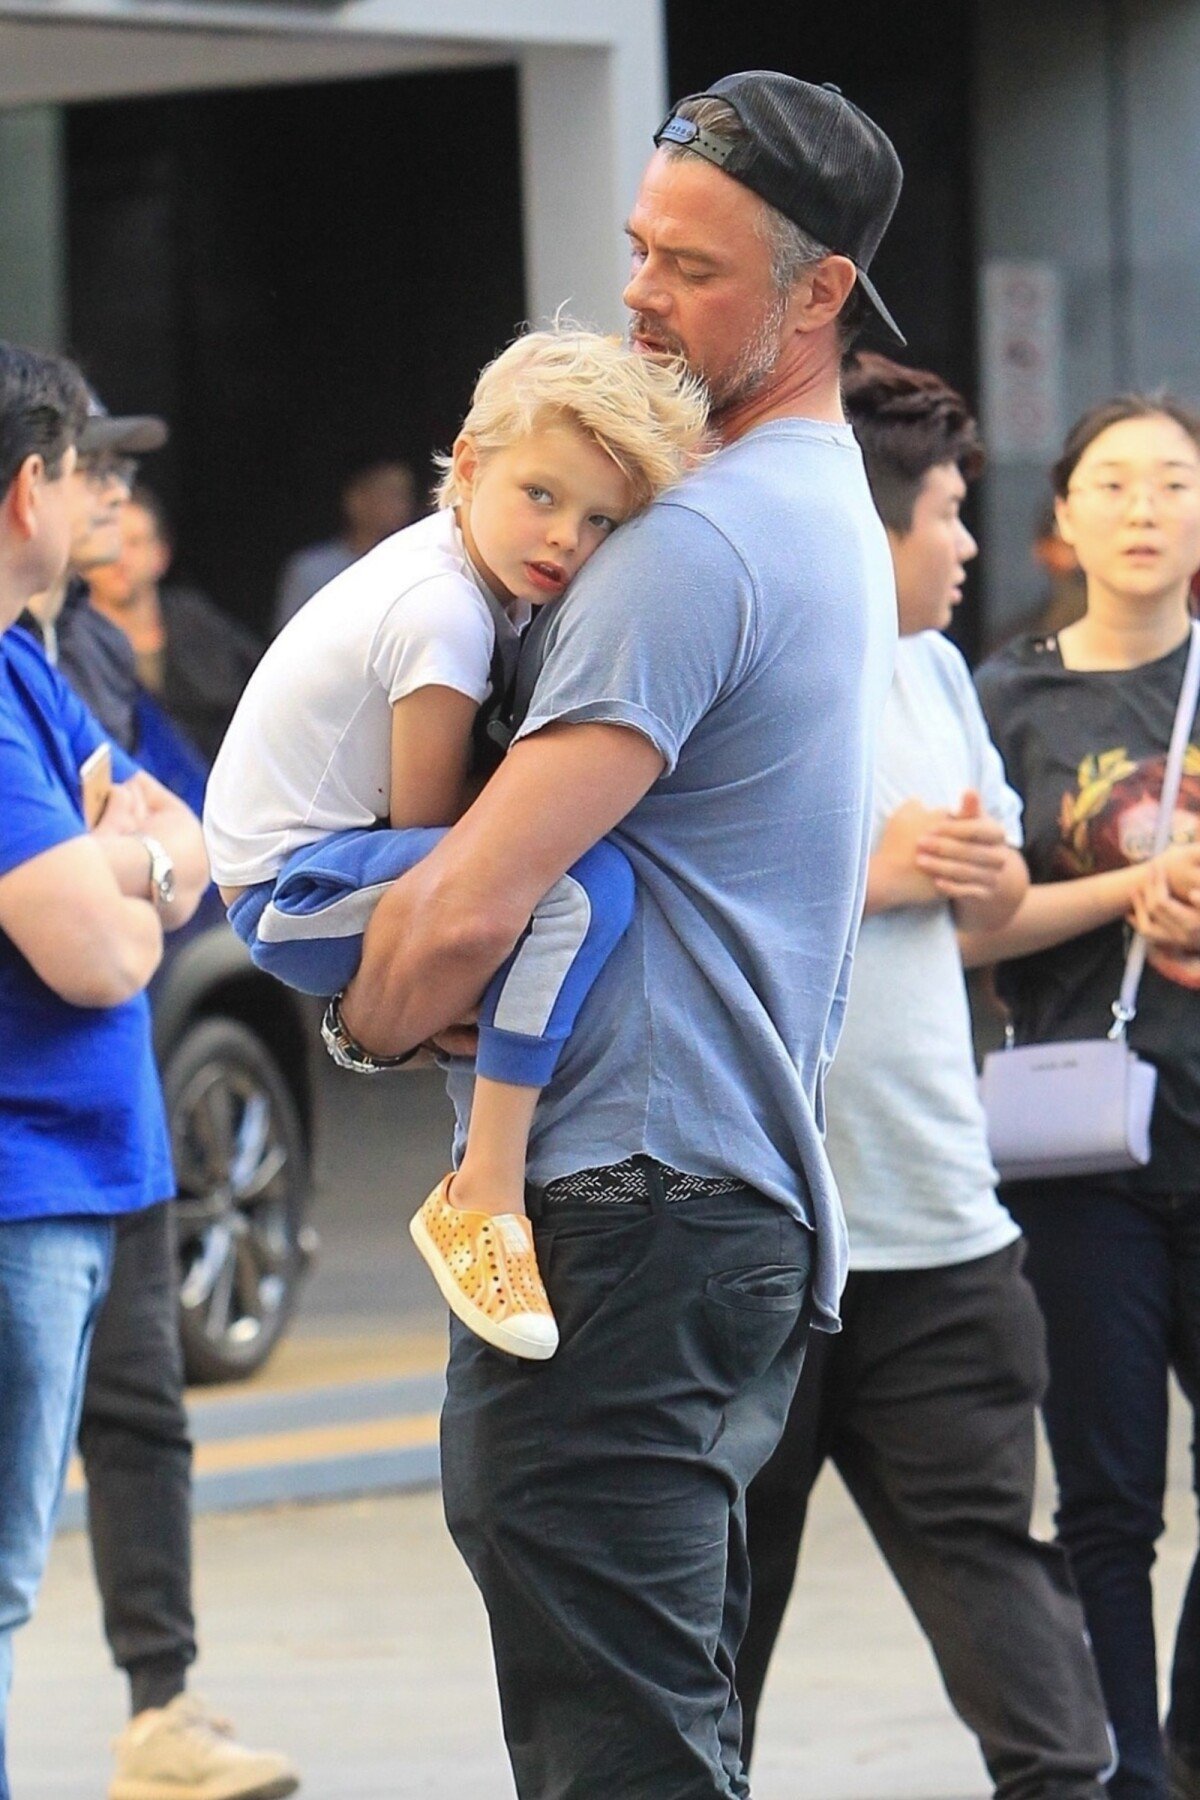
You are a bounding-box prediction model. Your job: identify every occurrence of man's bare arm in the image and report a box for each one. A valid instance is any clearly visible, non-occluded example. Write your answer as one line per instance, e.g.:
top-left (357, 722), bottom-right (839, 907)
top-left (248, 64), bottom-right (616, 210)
top-left (339, 721), bottom-right (666, 1056)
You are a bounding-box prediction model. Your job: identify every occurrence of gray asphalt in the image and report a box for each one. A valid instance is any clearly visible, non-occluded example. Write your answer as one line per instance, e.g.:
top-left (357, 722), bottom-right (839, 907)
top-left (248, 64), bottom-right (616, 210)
top-left (8, 1063), bottom-right (1195, 1797)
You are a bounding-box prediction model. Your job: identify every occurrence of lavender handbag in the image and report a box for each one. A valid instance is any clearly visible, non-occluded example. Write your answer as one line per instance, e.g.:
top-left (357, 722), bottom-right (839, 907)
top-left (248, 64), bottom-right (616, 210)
top-left (981, 621), bottom-right (1200, 1183)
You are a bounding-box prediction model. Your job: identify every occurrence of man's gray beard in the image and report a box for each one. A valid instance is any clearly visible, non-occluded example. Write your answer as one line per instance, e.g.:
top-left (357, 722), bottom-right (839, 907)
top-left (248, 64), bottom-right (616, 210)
top-left (705, 289), bottom-right (790, 417)
top-left (627, 289), bottom-right (789, 417)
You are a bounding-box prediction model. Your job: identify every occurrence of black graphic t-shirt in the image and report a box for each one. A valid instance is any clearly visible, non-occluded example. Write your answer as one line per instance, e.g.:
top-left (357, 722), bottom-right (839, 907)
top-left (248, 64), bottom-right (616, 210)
top-left (976, 631), bottom-right (1200, 1189)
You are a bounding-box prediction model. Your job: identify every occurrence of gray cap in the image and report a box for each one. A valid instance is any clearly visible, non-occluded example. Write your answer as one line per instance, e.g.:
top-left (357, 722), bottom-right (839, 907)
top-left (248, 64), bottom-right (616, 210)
top-left (79, 387), bottom-right (168, 455)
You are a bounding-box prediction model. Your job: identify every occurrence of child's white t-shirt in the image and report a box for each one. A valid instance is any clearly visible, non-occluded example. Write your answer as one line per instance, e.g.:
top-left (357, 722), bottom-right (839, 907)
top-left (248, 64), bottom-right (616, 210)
top-left (203, 508), bottom-right (529, 889)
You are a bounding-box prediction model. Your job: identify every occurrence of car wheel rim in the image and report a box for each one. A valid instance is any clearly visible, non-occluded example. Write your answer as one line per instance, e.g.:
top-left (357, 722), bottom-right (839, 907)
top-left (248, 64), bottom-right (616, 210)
top-left (173, 1061), bottom-right (295, 1355)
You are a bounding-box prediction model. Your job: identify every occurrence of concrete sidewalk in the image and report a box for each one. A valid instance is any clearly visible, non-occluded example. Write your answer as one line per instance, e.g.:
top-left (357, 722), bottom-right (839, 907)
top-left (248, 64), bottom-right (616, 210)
top-left (10, 1393), bottom-right (1193, 1800)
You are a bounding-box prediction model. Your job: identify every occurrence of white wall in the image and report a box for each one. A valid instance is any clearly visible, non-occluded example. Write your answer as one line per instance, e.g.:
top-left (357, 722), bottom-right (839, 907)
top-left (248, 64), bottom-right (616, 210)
top-left (0, 107), bottom-right (65, 347)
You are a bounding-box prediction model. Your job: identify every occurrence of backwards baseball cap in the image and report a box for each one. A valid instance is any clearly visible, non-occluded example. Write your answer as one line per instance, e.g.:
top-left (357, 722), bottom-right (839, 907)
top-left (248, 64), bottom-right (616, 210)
top-left (78, 386), bottom-right (168, 456)
top-left (654, 71), bottom-right (905, 346)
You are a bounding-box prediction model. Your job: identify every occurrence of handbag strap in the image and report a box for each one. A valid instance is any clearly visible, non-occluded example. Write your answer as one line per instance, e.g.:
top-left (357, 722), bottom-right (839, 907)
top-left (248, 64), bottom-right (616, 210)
top-left (1109, 619), bottom-right (1200, 1038)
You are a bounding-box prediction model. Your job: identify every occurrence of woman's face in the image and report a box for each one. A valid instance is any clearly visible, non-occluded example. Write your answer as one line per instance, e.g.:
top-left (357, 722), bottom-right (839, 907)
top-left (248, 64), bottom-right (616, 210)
top-left (1055, 413), bottom-right (1200, 606)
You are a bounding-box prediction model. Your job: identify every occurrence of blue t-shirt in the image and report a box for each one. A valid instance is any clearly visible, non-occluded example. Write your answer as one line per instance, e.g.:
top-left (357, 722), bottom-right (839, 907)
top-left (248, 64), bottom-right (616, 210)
top-left (451, 419), bottom-right (897, 1330)
top-left (0, 628), bottom-right (173, 1221)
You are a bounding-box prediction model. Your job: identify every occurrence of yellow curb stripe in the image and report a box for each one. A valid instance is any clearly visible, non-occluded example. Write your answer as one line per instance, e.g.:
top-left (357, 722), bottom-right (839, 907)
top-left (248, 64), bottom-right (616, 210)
top-left (64, 1412), bottom-right (439, 1493)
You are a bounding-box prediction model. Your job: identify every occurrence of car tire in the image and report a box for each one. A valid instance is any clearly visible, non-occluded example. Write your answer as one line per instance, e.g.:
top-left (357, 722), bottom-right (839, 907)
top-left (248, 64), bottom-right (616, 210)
top-left (163, 1014), bottom-right (311, 1384)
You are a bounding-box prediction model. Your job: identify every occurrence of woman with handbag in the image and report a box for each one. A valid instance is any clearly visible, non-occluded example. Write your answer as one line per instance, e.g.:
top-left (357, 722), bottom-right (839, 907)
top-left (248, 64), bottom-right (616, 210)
top-left (971, 396), bottom-right (1200, 1800)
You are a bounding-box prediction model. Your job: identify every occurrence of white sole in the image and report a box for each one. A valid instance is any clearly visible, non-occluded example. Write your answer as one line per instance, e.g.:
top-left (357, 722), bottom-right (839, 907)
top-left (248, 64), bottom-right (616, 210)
top-left (110, 1777), bottom-right (298, 1800)
top-left (410, 1209), bottom-right (558, 1360)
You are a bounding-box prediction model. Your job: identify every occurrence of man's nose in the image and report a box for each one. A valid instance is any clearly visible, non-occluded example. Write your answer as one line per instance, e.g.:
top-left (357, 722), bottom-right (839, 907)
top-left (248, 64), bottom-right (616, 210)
top-left (623, 258), bottom-right (665, 317)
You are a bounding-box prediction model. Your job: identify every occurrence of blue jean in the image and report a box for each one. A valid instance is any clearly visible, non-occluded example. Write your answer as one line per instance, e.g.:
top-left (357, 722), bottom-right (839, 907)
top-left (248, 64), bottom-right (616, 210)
top-left (0, 1216), bottom-right (114, 1799)
top-left (1003, 1179), bottom-right (1200, 1800)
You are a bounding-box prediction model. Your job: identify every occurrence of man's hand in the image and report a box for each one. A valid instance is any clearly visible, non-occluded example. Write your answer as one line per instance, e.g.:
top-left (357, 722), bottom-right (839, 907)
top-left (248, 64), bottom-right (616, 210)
top-left (918, 790), bottom-right (1029, 935)
top-left (93, 776), bottom-right (150, 839)
top-left (864, 800), bottom-right (945, 915)
top-left (914, 790), bottom-right (1010, 902)
top-left (426, 1007), bottom-right (481, 1059)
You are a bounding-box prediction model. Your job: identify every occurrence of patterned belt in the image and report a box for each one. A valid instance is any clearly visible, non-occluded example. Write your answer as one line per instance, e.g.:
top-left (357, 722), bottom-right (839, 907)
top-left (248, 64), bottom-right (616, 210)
top-left (534, 1157), bottom-right (741, 1211)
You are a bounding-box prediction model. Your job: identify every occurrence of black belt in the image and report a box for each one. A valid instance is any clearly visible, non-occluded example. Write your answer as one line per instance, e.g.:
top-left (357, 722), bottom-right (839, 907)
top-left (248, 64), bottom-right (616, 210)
top-left (528, 1156), bottom-right (743, 1217)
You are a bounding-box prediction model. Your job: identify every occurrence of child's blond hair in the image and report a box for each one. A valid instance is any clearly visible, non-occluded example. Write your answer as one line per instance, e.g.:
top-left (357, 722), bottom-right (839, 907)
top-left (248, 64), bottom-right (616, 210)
top-left (434, 325), bottom-right (709, 513)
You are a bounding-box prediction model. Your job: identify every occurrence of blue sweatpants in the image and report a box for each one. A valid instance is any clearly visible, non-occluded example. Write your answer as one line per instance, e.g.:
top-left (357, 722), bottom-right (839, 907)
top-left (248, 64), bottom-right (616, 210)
top-left (228, 827), bottom-right (634, 1088)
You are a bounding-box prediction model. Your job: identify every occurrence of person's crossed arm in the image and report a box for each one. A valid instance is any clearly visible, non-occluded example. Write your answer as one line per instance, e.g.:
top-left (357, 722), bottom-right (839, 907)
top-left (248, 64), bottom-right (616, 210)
top-left (339, 720), bottom-right (664, 1058)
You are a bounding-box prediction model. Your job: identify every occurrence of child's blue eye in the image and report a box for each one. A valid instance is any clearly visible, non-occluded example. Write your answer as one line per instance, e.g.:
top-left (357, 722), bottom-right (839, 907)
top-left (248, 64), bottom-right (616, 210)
top-left (525, 485), bottom-right (553, 504)
top-left (589, 515), bottom-right (619, 533)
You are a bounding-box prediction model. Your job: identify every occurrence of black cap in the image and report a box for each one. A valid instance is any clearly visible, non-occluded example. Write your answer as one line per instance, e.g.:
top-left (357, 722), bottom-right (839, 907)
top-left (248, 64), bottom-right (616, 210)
top-left (654, 71), bottom-right (905, 346)
top-left (78, 387), bottom-right (168, 456)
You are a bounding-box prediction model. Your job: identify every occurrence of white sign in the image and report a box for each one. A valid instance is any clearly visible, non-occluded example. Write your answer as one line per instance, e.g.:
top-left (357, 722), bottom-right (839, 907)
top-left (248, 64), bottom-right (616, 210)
top-left (980, 261), bottom-right (1064, 463)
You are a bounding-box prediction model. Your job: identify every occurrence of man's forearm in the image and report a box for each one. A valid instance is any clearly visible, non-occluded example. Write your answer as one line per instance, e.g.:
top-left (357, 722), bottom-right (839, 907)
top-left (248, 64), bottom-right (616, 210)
top-left (338, 721), bottom-right (665, 1057)
top-left (339, 854), bottom-right (526, 1056)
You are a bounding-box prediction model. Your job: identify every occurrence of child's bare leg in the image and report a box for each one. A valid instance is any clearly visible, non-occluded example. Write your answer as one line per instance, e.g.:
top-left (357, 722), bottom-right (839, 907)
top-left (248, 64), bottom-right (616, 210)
top-left (448, 1076), bottom-right (539, 1217)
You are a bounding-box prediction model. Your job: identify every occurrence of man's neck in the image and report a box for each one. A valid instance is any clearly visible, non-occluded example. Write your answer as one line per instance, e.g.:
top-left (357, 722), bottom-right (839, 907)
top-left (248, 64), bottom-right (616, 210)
top-left (92, 583), bottom-right (160, 628)
top-left (24, 571), bottom-right (69, 627)
top-left (714, 333), bottom-right (845, 445)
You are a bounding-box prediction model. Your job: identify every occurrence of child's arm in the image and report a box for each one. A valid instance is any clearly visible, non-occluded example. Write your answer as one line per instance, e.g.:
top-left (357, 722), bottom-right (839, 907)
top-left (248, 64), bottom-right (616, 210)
top-left (389, 685), bottom-right (479, 829)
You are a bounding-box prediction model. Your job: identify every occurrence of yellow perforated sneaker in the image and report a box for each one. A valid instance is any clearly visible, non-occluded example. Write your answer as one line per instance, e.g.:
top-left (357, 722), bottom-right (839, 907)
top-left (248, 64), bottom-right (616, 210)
top-left (410, 1176), bottom-right (558, 1360)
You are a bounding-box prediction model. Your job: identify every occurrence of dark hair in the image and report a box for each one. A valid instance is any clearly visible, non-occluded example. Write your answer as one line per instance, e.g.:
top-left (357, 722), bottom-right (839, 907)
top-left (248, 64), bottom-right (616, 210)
top-left (1052, 393), bottom-right (1200, 497)
top-left (842, 351), bottom-right (984, 532)
top-left (0, 342), bottom-right (89, 498)
top-left (129, 481), bottom-right (172, 547)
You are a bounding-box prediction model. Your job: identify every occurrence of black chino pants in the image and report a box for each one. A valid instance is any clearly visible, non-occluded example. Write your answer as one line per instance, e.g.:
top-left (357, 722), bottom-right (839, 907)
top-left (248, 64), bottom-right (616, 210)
top-left (740, 1241), bottom-right (1113, 1800)
top-left (77, 1200), bottom-right (197, 1715)
top-left (441, 1166), bottom-right (813, 1800)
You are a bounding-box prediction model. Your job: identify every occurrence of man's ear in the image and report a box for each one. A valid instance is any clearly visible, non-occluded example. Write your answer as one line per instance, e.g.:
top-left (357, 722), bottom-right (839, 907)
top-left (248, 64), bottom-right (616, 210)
top-left (7, 455), bottom-right (43, 540)
top-left (450, 434), bottom-right (480, 502)
top-left (789, 254), bottom-right (859, 336)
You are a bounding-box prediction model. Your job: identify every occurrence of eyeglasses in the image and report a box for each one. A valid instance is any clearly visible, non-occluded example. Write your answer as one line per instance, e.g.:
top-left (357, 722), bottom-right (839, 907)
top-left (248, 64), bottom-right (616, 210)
top-left (1066, 476), bottom-right (1200, 515)
top-left (77, 454), bottom-right (138, 491)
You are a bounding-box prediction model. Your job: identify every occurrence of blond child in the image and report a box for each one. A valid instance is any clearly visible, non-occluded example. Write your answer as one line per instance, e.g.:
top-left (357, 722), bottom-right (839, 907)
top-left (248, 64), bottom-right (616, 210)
top-left (203, 328), bottom-right (707, 1359)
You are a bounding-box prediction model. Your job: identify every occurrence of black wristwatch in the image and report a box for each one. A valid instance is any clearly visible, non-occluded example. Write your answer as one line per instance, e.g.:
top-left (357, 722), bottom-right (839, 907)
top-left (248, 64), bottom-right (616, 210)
top-left (320, 992), bottom-right (419, 1075)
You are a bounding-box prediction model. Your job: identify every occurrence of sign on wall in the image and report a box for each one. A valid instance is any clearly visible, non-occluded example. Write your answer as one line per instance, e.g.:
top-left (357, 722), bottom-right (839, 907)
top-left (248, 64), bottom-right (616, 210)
top-left (980, 261), bottom-right (1064, 463)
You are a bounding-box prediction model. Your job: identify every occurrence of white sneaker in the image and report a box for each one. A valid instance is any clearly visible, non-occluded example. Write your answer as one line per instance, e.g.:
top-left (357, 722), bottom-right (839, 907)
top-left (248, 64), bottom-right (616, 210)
top-left (109, 1693), bottom-right (299, 1800)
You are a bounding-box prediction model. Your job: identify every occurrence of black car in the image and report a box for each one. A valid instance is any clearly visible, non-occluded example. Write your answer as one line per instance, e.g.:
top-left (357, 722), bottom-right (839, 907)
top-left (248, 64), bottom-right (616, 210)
top-left (151, 883), bottom-right (320, 1383)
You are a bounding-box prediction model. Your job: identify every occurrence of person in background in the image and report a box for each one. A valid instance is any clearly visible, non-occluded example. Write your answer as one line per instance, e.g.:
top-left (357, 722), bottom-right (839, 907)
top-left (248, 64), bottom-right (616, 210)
top-left (0, 339), bottom-right (209, 1800)
top-left (738, 354), bottom-right (1112, 1797)
top-left (87, 483), bottom-right (261, 763)
top-left (272, 459), bottom-right (417, 632)
top-left (18, 397), bottom-right (297, 1800)
top-left (973, 395), bottom-right (1200, 1800)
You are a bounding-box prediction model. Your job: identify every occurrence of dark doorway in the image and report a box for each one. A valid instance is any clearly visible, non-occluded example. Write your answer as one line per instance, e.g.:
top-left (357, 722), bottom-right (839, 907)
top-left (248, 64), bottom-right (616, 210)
top-left (66, 67), bottom-right (527, 636)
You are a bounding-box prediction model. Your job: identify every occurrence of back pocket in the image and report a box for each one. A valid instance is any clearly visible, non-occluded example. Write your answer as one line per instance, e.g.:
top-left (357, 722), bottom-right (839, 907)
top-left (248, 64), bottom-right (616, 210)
top-left (703, 1262), bottom-right (810, 1387)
